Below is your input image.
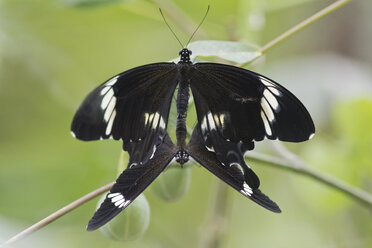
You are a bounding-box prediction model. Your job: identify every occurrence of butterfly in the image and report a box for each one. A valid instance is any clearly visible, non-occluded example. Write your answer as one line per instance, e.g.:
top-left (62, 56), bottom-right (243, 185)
top-left (71, 46), bottom-right (315, 231)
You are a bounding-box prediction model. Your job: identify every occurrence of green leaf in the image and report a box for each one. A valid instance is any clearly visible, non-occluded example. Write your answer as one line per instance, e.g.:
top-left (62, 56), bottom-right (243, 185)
top-left (187, 40), bottom-right (262, 65)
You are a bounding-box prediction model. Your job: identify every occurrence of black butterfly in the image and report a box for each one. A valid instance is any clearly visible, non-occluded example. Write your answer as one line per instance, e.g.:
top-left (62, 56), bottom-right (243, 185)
top-left (71, 48), bottom-right (315, 231)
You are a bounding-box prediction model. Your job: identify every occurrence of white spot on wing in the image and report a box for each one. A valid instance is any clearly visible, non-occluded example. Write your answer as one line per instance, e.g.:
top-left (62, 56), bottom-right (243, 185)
top-left (108, 193), bottom-right (121, 198)
top-left (112, 194), bottom-right (124, 202)
top-left (100, 86), bottom-right (110, 96)
top-left (201, 116), bottom-right (208, 133)
top-left (148, 113), bottom-right (154, 125)
top-left (241, 182), bottom-right (253, 196)
top-left (119, 200), bottom-right (131, 209)
top-left (108, 193), bottom-right (130, 208)
top-left (309, 133), bottom-right (315, 140)
top-left (149, 145), bottom-right (156, 159)
top-left (260, 77), bottom-right (274, 87)
top-left (144, 113), bottom-right (149, 125)
top-left (159, 116), bottom-right (166, 130)
top-left (269, 87), bottom-right (281, 96)
top-left (263, 89), bottom-right (279, 110)
top-left (101, 89), bottom-right (114, 109)
top-left (207, 111), bottom-right (216, 130)
top-left (70, 131), bottom-right (76, 138)
top-left (261, 98), bottom-right (274, 123)
top-left (152, 112), bottom-right (160, 130)
top-left (219, 113), bottom-right (226, 128)
top-left (104, 97), bottom-right (116, 122)
top-left (105, 76), bottom-right (119, 86)
top-left (105, 110), bottom-right (116, 135)
top-left (261, 111), bottom-right (272, 136)
top-left (206, 145), bottom-right (215, 152)
top-left (114, 199), bottom-right (125, 207)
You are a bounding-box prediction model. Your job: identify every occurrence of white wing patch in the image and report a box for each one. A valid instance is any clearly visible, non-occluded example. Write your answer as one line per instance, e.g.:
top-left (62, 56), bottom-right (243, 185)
top-left (201, 115), bottom-right (208, 133)
top-left (207, 111), bottom-right (216, 131)
top-left (100, 86), bottom-right (110, 96)
top-left (261, 97), bottom-right (275, 122)
top-left (108, 192), bottom-right (131, 208)
top-left (105, 75), bottom-right (119, 86)
top-left (240, 182), bottom-right (253, 196)
top-left (101, 89), bottom-right (114, 109)
top-left (149, 145), bottom-right (157, 159)
top-left (260, 111), bottom-right (272, 136)
top-left (148, 113), bottom-right (155, 125)
top-left (99, 78), bottom-right (118, 136)
top-left (103, 96), bottom-right (116, 122)
top-left (263, 89), bottom-right (279, 111)
top-left (152, 112), bottom-right (160, 130)
top-left (259, 78), bottom-right (285, 137)
top-left (205, 145), bottom-right (215, 152)
top-left (105, 110), bottom-right (116, 135)
top-left (159, 116), bottom-right (166, 130)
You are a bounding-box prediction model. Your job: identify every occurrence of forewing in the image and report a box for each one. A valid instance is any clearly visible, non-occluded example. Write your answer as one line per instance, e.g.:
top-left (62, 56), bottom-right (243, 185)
top-left (87, 134), bottom-right (177, 231)
top-left (186, 128), bottom-right (281, 213)
top-left (190, 63), bottom-right (315, 143)
top-left (71, 62), bottom-right (178, 164)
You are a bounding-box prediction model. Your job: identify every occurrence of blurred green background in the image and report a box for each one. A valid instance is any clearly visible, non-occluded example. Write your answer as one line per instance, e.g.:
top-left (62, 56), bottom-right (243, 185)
top-left (1, 0), bottom-right (372, 247)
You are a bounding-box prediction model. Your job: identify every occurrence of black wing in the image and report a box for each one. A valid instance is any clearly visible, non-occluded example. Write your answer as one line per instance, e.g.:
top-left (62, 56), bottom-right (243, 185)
top-left (190, 63), bottom-right (315, 143)
top-left (71, 62), bottom-right (178, 165)
top-left (186, 128), bottom-right (281, 213)
top-left (186, 62), bottom-right (313, 213)
top-left (87, 134), bottom-right (177, 231)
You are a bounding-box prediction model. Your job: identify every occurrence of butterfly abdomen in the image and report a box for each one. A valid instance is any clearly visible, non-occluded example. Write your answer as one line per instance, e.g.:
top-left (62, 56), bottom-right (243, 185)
top-left (176, 80), bottom-right (190, 148)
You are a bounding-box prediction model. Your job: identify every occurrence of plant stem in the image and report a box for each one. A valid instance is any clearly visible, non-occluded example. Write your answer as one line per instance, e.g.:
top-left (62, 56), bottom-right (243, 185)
top-left (199, 179), bottom-right (229, 248)
top-left (246, 147), bottom-right (372, 208)
top-left (0, 182), bottom-right (114, 248)
top-left (259, 0), bottom-right (353, 54)
top-left (240, 0), bottom-right (354, 67)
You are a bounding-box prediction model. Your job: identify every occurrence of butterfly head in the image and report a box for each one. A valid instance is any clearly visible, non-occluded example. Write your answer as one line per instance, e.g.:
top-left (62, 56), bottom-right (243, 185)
top-left (179, 48), bottom-right (192, 64)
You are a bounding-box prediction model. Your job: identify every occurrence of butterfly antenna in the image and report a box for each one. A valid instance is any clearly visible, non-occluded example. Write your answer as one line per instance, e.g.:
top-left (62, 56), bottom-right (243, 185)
top-left (159, 8), bottom-right (184, 48)
top-left (186, 5), bottom-right (210, 47)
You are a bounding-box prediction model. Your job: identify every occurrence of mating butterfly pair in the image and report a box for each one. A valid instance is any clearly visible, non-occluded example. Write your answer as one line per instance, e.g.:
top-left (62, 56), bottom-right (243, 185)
top-left (71, 47), bottom-right (315, 231)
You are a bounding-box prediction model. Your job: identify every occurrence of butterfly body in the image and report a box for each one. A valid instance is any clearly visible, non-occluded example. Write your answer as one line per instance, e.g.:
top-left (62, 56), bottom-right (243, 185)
top-left (71, 48), bottom-right (315, 231)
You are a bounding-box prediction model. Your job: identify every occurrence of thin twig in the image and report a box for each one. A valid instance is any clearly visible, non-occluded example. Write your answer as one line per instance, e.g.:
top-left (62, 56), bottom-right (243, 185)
top-left (0, 182), bottom-right (114, 248)
top-left (260, 0), bottom-right (353, 53)
top-left (199, 179), bottom-right (229, 248)
top-left (246, 148), bottom-right (372, 208)
top-left (240, 0), bottom-right (353, 67)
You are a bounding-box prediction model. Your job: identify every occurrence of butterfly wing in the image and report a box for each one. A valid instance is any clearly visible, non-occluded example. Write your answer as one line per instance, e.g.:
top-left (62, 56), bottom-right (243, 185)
top-left (186, 62), bottom-right (314, 212)
top-left (190, 62), bottom-right (315, 143)
top-left (71, 62), bottom-right (178, 165)
top-left (87, 134), bottom-right (177, 231)
top-left (186, 127), bottom-right (281, 212)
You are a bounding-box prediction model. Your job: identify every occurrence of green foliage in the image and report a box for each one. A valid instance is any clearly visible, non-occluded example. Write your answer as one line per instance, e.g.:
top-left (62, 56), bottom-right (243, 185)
top-left (302, 98), bottom-right (372, 212)
top-left (333, 98), bottom-right (372, 149)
